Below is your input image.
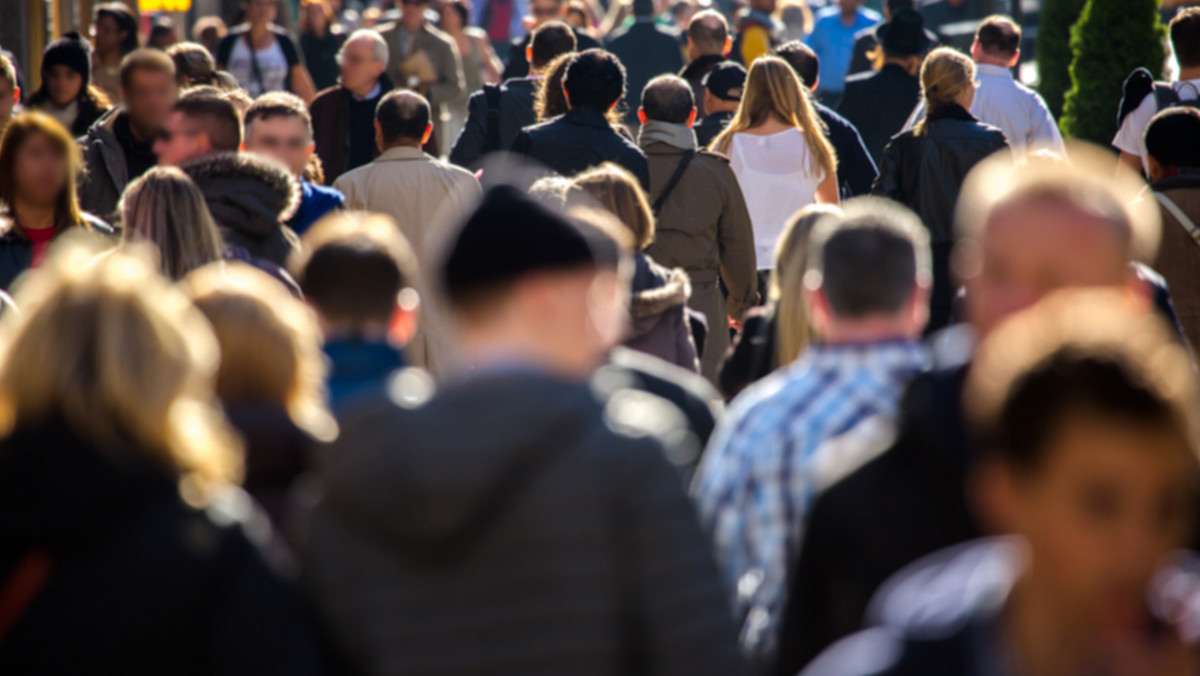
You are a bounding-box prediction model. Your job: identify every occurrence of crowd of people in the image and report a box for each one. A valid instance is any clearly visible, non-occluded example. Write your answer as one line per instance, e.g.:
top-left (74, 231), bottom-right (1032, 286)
top-left (2, 0), bottom-right (1200, 674)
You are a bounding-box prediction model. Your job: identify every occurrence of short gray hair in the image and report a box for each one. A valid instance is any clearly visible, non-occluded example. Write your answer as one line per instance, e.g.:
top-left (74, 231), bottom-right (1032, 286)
top-left (805, 197), bottom-right (931, 319)
top-left (338, 29), bottom-right (389, 65)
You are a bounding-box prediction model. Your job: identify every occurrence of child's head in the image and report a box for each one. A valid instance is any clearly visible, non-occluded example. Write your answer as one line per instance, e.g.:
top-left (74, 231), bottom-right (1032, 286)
top-left (967, 290), bottom-right (1200, 631)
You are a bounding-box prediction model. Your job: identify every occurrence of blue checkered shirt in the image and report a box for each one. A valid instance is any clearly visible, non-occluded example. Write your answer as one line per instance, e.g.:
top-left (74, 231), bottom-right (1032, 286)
top-left (693, 340), bottom-right (927, 655)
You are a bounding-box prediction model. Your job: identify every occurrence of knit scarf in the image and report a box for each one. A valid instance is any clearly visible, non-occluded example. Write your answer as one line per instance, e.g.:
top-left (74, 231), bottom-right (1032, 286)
top-left (637, 120), bottom-right (697, 152)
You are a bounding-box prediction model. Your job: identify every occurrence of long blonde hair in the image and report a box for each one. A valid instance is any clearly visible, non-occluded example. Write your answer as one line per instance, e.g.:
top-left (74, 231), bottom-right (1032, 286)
top-left (121, 167), bottom-right (226, 281)
top-left (773, 204), bottom-right (840, 366)
top-left (914, 47), bottom-right (975, 137)
top-left (0, 241), bottom-right (241, 497)
top-left (711, 56), bottom-right (836, 180)
top-left (184, 263), bottom-right (337, 442)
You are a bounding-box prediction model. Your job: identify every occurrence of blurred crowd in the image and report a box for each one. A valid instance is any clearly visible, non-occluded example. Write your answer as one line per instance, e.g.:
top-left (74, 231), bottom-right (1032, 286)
top-left (2, 0), bottom-right (1200, 675)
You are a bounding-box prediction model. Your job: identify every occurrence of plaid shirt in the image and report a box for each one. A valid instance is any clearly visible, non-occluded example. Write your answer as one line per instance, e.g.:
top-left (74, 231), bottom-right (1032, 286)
top-left (693, 339), bottom-right (927, 655)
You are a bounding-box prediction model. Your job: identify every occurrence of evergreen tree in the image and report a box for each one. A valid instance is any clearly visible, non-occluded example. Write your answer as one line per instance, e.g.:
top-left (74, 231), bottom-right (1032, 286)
top-left (1037, 0), bottom-right (1087, 120)
top-left (1061, 0), bottom-right (1166, 144)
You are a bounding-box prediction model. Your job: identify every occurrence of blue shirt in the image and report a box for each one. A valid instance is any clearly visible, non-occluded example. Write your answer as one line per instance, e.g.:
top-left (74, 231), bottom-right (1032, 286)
top-left (289, 179), bottom-right (345, 236)
top-left (324, 338), bottom-right (406, 413)
top-left (806, 6), bottom-right (881, 94)
top-left (693, 339), bottom-right (926, 657)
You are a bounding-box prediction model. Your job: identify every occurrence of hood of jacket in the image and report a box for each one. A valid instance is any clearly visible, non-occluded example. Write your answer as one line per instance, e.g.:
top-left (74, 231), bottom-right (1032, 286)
top-left (0, 423), bottom-right (178, 546)
top-left (1153, 167), bottom-right (1200, 193)
top-left (180, 151), bottom-right (301, 239)
top-left (637, 120), bottom-right (697, 152)
top-left (628, 252), bottom-right (690, 339)
top-left (319, 370), bottom-right (613, 560)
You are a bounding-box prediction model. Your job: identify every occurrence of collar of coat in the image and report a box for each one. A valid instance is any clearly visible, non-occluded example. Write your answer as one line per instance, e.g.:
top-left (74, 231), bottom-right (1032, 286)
top-left (637, 120), bottom-right (697, 152)
top-left (376, 145), bottom-right (432, 163)
top-left (561, 108), bottom-right (614, 130)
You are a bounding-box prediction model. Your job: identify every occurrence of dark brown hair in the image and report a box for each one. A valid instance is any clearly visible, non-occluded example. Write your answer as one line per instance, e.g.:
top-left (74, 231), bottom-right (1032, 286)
top-left (121, 48), bottom-right (177, 89)
top-left (0, 112), bottom-right (89, 230)
top-left (1172, 8), bottom-right (1200, 70)
top-left (975, 15), bottom-right (1021, 58)
top-left (173, 95), bottom-right (242, 151)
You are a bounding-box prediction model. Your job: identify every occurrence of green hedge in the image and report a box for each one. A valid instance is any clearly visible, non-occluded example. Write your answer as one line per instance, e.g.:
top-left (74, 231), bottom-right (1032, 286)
top-left (1036, 0), bottom-right (1087, 120)
top-left (1060, 0), bottom-right (1166, 143)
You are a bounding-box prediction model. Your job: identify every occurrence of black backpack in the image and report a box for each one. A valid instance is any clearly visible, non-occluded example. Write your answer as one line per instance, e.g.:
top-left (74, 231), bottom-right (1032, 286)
top-left (1118, 67), bottom-right (1200, 127)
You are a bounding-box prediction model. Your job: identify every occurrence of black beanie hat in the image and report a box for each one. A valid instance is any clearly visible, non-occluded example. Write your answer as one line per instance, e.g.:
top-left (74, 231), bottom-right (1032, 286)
top-left (41, 32), bottom-right (93, 86)
top-left (442, 185), bottom-right (621, 302)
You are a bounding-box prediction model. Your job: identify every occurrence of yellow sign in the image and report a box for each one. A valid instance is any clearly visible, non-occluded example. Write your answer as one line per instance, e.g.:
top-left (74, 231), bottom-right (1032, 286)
top-left (138, 0), bottom-right (192, 11)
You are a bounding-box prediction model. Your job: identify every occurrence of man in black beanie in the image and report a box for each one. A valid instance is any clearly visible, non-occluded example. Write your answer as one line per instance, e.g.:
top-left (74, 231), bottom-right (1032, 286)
top-left (297, 185), bottom-right (743, 675)
top-left (511, 49), bottom-right (650, 188)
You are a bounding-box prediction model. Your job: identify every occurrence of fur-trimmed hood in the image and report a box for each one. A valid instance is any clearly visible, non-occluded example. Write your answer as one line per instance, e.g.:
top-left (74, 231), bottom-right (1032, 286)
top-left (180, 151), bottom-right (301, 240)
top-left (630, 252), bottom-right (690, 329)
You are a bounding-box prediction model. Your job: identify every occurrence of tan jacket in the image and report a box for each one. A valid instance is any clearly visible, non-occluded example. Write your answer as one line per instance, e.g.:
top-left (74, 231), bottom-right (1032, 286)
top-left (1152, 171), bottom-right (1200, 351)
top-left (376, 22), bottom-right (464, 111)
top-left (639, 123), bottom-right (758, 319)
top-left (335, 146), bottom-right (481, 374)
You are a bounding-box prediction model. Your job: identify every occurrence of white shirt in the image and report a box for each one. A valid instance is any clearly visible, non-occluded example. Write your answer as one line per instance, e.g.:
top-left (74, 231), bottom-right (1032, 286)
top-left (1113, 78), bottom-right (1200, 174)
top-left (728, 129), bottom-right (826, 269)
top-left (904, 63), bottom-right (1065, 155)
top-left (227, 37), bottom-right (290, 97)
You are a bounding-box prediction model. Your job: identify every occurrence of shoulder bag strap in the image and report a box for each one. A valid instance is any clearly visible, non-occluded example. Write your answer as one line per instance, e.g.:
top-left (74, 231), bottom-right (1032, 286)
top-left (651, 149), bottom-right (696, 215)
top-left (1155, 192), bottom-right (1200, 244)
top-left (245, 33), bottom-right (267, 95)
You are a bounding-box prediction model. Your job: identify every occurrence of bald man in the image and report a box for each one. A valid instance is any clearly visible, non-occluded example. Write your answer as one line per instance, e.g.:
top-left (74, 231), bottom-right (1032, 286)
top-left (333, 89), bottom-right (481, 374)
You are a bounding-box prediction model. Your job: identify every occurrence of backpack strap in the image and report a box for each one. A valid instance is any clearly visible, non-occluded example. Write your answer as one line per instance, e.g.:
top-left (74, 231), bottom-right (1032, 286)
top-left (483, 84), bottom-right (503, 153)
top-left (1154, 82), bottom-right (1181, 111)
top-left (651, 149), bottom-right (696, 215)
top-left (1155, 192), bottom-right (1200, 244)
top-left (0, 547), bottom-right (53, 643)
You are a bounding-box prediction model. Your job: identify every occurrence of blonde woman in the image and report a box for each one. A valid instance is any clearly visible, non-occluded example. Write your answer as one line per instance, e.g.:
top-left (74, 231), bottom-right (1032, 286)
top-left (712, 56), bottom-right (838, 284)
top-left (565, 163), bottom-right (699, 372)
top-left (718, 204), bottom-right (839, 400)
top-left (121, 167), bottom-right (226, 280)
top-left (873, 47), bottom-right (1008, 333)
top-left (0, 245), bottom-right (326, 672)
top-left (185, 262), bottom-right (336, 526)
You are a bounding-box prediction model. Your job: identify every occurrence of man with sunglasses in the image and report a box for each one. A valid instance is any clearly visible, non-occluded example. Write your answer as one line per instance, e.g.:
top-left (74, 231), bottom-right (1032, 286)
top-left (244, 91), bottom-right (345, 236)
top-left (500, 0), bottom-right (599, 80)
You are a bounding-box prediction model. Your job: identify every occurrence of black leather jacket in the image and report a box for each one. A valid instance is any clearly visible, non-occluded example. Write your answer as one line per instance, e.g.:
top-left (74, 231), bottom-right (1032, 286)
top-left (872, 106), bottom-right (1009, 243)
top-left (511, 108), bottom-right (651, 189)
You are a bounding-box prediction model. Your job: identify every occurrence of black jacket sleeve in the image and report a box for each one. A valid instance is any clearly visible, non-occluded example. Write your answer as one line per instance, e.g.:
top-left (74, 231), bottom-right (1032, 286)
top-left (828, 118), bottom-right (878, 198)
top-left (450, 91), bottom-right (489, 168)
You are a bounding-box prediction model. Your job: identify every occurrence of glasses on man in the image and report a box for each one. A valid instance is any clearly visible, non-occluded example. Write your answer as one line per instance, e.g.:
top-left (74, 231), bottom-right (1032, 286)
top-left (253, 136), bottom-right (310, 151)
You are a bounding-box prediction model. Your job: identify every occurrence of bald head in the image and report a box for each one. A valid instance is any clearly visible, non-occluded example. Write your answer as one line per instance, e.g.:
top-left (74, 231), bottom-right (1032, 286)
top-left (688, 10), bottom-right (729, 57)
top-left (376, 90), bottom-right (431, 147)
top-left (641, 75), bottom-right (695, 124)
top-left (339, 29), bottom-right (388, 94)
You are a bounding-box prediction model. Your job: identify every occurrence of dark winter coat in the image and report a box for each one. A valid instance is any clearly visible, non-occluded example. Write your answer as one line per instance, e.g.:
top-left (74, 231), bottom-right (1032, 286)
top-left (597, 345), bottom-right (723, 486)
top-left (815, 101), bottom-right (879, 199)
top-left (1150, 169), bottom-right (1200, 352)
top-left (802, 539), bottom-right (1200, 676)
top-left (78, 108), bottom-right (134, 224)
top-left (838, 63), bottom-right (922, 166)
top-left (512, 108), bottom-right (651, 189)
top-left (627, 252), bottom-right (699, 373)
top-left (323, 338), bottom-right (408, 413)
top-left (180, 151), bottom-right (303, 268)
top-left (0, 214), bottom-right (113, 292)
top-left (449, 77), bottom-right (538, 169)
top-left (223, 401), bottom-right (317, 530)
top-left (606, 21), bottom-right (685, 126)
top-left (695, 110), bottom-right (733, 149)
top-left (680, 55), bottom-right (730, 118)
top-left (0, 423), bottom-right (329, 675)
top-left (872, 105), bottom-right (1008, 332)
top-left (310, 73), bottom-right (394, 183)
top-left (297, 369), bottom-right (742, 675)
top-left (717, 303), bottom-right (778, 401)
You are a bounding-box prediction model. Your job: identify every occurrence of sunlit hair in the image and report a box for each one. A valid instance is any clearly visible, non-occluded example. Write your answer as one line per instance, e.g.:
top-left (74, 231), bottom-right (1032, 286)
top-left (773, 204), bottom-right (840, 366)
top-left (0, 241), bottom-right (241, 497)
top-left (121, 167), bottom-right (225, 280)
top-left (536, 52), bottom-right (575, 122)
top-left (966, 289), bottom-right (1200, 468)
top-left (166, 42), bottom-right (218, 87)
top-left (711, 56), bottom-right (836, 180)
top-left (0, 112), bottom-right (89, 230)
top-left (914, 47), bottom-right (975, 137)
top-left (563, 163), bottom-right (655, 250)
top-left (184, 263), bottom-right (337, 442)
